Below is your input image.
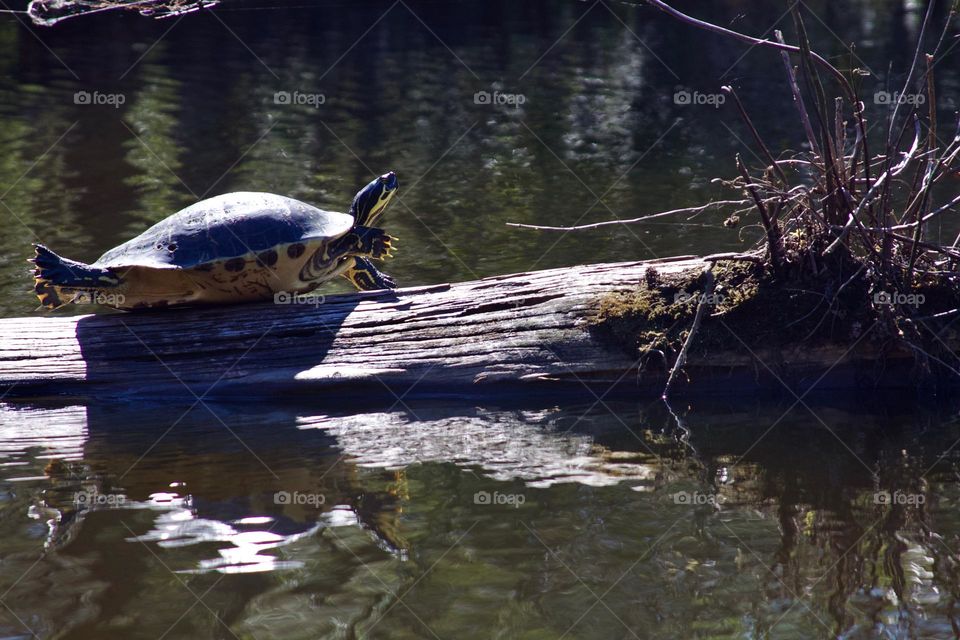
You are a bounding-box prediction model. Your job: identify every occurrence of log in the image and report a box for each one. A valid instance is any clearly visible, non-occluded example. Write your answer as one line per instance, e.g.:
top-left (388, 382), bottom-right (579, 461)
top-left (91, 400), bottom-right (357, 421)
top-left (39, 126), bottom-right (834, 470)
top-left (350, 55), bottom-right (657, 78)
top-left (0, 258), bottom-right (940, 401)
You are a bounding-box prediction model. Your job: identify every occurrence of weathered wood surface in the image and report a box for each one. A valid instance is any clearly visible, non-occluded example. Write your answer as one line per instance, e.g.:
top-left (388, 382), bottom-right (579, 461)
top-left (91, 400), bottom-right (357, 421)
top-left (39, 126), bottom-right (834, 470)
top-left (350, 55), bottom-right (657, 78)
top-left (0, 258), bottom-right (932, 401)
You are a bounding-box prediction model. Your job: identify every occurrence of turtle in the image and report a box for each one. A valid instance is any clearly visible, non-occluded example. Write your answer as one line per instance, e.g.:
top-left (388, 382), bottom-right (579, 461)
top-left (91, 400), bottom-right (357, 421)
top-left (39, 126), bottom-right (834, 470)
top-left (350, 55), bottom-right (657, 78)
top-left (30, 171), bottom-right (400, 311)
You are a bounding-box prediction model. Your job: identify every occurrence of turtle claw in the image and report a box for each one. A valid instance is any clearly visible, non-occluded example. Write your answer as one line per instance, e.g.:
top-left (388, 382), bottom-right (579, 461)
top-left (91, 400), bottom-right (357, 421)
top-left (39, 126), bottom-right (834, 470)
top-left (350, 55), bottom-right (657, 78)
top-left (371, 234), bottom-right (397, 261)
top-left (344, 256), bottom-right (396, 291)
top-left (376, 271), bottom-right (398, 289)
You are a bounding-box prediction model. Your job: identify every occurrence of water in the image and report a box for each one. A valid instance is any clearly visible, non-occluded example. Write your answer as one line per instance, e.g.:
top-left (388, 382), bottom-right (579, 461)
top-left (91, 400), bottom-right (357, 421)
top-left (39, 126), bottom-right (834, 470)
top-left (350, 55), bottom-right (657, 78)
top-left (1, 0), bottom-right (959, 638)
top-left (3, 397), bottom-right (960, 639)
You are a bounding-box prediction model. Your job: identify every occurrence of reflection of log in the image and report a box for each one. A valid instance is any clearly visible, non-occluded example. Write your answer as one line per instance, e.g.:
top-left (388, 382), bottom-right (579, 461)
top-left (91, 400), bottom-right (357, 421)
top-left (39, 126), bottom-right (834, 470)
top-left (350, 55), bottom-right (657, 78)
top-left (297, 407), bottom-right (660, 487)
top-left (0, 258), bottom-right (931, 400)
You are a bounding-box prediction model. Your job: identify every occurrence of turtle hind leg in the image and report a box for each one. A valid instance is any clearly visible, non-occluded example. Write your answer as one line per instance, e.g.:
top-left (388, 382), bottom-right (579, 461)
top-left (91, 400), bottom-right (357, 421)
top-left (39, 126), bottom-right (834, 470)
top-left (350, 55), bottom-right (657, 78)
top-left (30, 244), bottom-right (120, 309)
top-left (33, 279), bottom-right (65, 310)
top-left (342, 257), bottom-right (397, 291)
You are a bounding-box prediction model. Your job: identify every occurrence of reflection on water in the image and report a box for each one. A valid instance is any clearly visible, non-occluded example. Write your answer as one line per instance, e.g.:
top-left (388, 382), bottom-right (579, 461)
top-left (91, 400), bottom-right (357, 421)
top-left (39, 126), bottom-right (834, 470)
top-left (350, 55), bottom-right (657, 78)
top-left (1, 397), bottom-right (960, 638)
top-left (131, 494), bottom-right (318, 574)
top-left (296, 406), bottom-right (659, 486)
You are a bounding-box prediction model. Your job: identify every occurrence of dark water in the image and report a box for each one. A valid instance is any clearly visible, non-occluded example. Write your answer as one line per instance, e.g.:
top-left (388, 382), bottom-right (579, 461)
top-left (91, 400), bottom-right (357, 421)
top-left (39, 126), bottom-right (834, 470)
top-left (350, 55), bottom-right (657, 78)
top-left (1, 0), bottom-right (958, 316)
top-left (2, 0), bottom-right (960, 638)
top-left (4, 397), bottom-right (960, 639)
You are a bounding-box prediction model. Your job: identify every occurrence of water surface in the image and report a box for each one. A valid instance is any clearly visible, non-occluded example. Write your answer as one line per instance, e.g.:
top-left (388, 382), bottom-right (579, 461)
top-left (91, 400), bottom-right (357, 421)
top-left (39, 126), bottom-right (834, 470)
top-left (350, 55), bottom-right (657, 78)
top-left (2, 397), bottom-right (960, 638)
top-left (1, 0), bottom-right (957, 315)
top-left (1, 1), bottom-right (959, 638)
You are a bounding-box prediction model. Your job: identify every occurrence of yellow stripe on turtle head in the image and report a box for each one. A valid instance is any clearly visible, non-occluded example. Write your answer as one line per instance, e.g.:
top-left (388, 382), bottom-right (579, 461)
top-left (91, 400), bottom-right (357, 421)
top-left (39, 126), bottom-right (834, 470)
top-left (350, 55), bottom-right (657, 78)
top-left (352, 171), bottom-right (399, 226)
top-left (368, 188), bottom-right (396, 222)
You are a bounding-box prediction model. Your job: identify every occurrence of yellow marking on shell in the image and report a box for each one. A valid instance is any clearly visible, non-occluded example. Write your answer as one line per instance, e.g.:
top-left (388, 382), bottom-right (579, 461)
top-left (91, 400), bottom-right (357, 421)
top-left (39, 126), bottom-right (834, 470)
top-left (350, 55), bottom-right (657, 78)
top-left (185, 246), bottom-right (312, 303)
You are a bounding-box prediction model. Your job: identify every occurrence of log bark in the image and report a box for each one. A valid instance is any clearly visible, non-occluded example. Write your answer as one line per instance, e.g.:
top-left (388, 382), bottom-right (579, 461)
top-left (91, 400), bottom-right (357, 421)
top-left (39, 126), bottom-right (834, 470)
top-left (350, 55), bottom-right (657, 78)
top-left (0, 258), bottom-right (938, 401)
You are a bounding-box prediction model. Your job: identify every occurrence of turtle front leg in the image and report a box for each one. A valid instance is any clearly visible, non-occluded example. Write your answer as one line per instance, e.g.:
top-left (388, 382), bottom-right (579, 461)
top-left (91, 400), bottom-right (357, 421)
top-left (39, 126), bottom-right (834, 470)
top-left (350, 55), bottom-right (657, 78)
top-left (332, 226), bottom-right (394, 261)
top-left (300, 226), bottom-right (395, 283)
top-left (342, 257), bottom-right (397, 291)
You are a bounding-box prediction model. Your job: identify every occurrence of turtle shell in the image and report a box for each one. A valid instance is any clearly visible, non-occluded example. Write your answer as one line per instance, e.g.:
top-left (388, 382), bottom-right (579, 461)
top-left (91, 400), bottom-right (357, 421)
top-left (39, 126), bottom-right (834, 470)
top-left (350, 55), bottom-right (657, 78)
top-left (92, 192), bottom-right (354, 270)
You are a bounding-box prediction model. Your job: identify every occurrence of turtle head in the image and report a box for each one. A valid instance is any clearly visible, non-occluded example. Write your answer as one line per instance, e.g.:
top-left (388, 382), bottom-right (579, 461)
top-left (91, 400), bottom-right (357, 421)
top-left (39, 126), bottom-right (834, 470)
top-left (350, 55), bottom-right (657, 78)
top-left (349, 171), bottom-right (399, 226)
